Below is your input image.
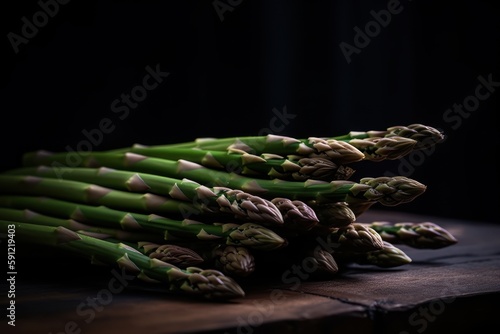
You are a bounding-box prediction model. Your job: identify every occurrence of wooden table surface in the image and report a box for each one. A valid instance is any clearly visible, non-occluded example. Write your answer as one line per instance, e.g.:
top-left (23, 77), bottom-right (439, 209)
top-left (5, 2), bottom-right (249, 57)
top-left (3, 209), bottom-right (500, 334)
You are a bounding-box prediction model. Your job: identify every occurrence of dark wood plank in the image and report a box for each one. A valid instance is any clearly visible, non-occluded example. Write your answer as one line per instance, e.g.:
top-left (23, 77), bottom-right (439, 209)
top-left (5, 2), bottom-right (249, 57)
top-left (10, 283), bottom-right (368, 334)
top-left (284, 210), bottom-right (500, 333)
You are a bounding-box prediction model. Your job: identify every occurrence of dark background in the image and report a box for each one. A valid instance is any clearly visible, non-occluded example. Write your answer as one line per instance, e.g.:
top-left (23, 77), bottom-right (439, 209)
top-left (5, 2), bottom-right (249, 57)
top-left (1, 0), bottom-right (498, 223)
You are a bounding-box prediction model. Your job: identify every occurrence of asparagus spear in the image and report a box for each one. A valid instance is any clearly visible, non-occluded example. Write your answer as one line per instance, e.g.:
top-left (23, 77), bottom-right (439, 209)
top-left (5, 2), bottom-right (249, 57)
top-left (335, 241), bottom-right (412, 268)
top-left (383, 124), bottom-right (446, 150)
top-left (366, 221), bottom-right (458, 249)
top-left (270, 197), bottom-right (319, 231)
top-left (56, 235), bottom-right (206, 268)
top-left (208, 244), bottom-right (256, 278)
top-left (312, 222), bottom-right (385, 253)
top-left (347, 136), bottom-right (417, 162)
top-left (0, 195), bottom-right (286, 251)
top-left (135, 241), bottom-right (205, 267)
top-left (103, 146), bottom-right (353, 181)
top-left (113, 137), bottom-right (415, 165)
top-left (302, 246), bottom-right (339, 277)
top-left (308, 201), bottom-right (356, 228)
top-left (4, 166), bottom-right (284, 225)
top-left (330, 123), bottom-right (445, 151)
top-left (268, 157), bottom-right (356, 181)
top-left (18, 152), bottom-right (427, 207)
top-left (107, 123), bottom-right (443, 159)
top-left (0, 219), bottom-right (245, 299)
top-left (242, 156), bottom-right (354, 181)
top-left (0, 207), bottom-right (163, 242)
top-left (107, 135), bottom-right (366, 165)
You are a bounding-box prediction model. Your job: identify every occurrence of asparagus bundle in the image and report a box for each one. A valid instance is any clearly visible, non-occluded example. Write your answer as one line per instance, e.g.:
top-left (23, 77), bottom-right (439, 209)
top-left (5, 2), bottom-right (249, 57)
top-left (3, 166), bottom-right (286, 226)
top-left (0, 220), bottom-right (245, 300)
top-left (19, 215), bottom-right (255, 278)
top-left (108, 146), bottom-right (358, 181)
top-left (0, 196), bottom-right (286, 251)
top-left (16, 152), bottom-right (428, 211)
top-left (0, 123), bottom-right (455, 300)
top-left (23, 124), bottom-right (444, 184)
top-left (6, 166), bottom-right (325, 230)
top-left (108, 135), bottom-right (367, 164)
top-left (106, 123), bottom-right (444, 163)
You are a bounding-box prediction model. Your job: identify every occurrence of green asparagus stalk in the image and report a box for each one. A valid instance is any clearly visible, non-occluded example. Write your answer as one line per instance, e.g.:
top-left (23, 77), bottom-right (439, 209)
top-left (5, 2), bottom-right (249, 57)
top-left (366, 221), bottom-right (458, 249)
top-left (0, 195), bottom-right (286, 251)
top-left (103, 146), bottom-right (355, 181)
top-left (256, 156), bottom-right (356, 181)
top-left (85, 237), bottom-right (207, 268)
top-left (19, 152), bottom-right (427, 207)
top-left (0, 219), bottom-right (245, 299)
top-left (4, 166), bottom-right (284, 225)
top-left (335, 241), bottom-right (412, 268)
top-left (122, 136), bottom-right (414, 164)
top-left (107, 124), bottom-right (443, 160)
top-left (0, 207), bottom-right (163, 242)
top-left (107, 135), bottom-right (366, 165)
top-left (0, 174), bottom-right (215, 220)
top-left (0, 174), bottom-right (286, 227)
top-left (330, 123), bottom-right (445, 151)
top-left (6, 166), bottom-right (324, 229)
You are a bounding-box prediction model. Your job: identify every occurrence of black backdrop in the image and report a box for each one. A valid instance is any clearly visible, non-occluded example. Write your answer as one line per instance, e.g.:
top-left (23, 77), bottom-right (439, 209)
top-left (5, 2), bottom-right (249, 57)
top-left (1, 0), bottom-right (498, 223)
